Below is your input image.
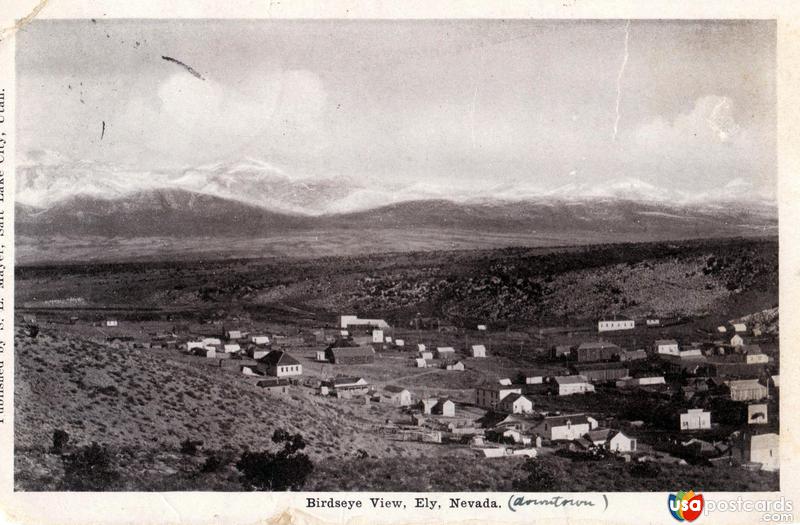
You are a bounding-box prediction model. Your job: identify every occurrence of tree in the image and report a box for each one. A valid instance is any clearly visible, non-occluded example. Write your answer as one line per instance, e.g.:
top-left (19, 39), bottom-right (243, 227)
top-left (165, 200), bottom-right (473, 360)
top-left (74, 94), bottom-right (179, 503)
top-left (51, 429), bottom-right (70, 454)
top-left (60, 442), bottom-right (121, 491)
top-left (236, 429), bottom-right (313, 491)
top-left (512, 459), bottom-right (560, 491)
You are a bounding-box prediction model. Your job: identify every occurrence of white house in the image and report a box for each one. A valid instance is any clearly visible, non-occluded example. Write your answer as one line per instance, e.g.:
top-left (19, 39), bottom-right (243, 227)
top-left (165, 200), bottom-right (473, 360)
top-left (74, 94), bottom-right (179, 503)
top-left (553, 375), bottom-right (595, 396)
top-left (436, 347), bottom-right (456, 359)
top-left (732, 323), bottom-right (747, 333)
top-left (471, 345), bottom-right (487, 358)
top-left (251, 335), bottom-right (270, 345)
top-left (417, 344), bottom-right (426, 353)
top-left (680, 408), bottom-right (711, 431)
top-left (654, 339), bottom-right (680, 356)
top-left (395, 339), bottom-right (405, 347)
top-left (105, 320), bottom-right (119, 327)
top-left (385, 336), bottom-right (393, 343)
top-left (415, 358), bottom-right (427, 368)
top-left (187, 341), bottom-right (205, 351)
top-left (497, 393), bottom-right (534, 414)
top-left (202, 337), bottom-right (222, 346)
top-left (730, 334), bottom-right (745, 347)
top-left (226, 330), bottom-right (243, 340)
top-left (340, 315), bottom-right (389, 329)
top-left (608, 431), bottom-right (637, 452)
top-left (223, 344), bottom-right (241, 354)
top-left (419, 351), bottom-right (433, 360)
top-left (748, 403), bottom-right (768, 425)
top-left (380, 386), bottom-right (412, 406)
top-left (316, 350), bottom-right (327, 361)
top-left (498, 378), bottom-right (513, 386)
top-left (433, 399), bottom-right (455, 417)
top-left (477, 324), bottom-right (487, 331)
top-left (445, 361), bottom-right (465, 371)
top-left (750, 433), bottom-right (779, 471)
top-left (258, 351), bottom-right (303, 378)
top-left (598, 316), bottom-right (635, 332)
top-left (475, 385), bottom-right (522, 408)
top-left (533, 414), bottom-right (591, 441)
top-left (372, 330), bottom-right (384, 343)
top-left (646, 318), bottom-right (660, 327)
top-left (717, 325), bottom-right (728, 333)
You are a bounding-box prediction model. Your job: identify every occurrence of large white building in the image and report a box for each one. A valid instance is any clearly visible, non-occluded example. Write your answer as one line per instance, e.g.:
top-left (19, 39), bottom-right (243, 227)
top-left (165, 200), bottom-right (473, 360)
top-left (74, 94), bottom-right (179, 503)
top-left (680, 408), bottom-right (711, 430)
top-left (598, 316), bottom-right (635, 332)
top-left (340, 315), bottom-right (389, 329)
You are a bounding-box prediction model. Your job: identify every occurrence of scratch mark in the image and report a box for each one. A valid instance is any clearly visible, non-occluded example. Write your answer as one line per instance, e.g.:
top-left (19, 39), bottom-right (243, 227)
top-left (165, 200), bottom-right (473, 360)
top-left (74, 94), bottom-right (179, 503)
top-left (470, 85), bottom-right (479, 149)
top-left (0, 0), bottom-right (50, 41)
top-left (613, 20), bottom-right (630, 142)
top-left (100, 121), bottom-right (105, 140)
top-left (161, 56), bottom-right (206, 81)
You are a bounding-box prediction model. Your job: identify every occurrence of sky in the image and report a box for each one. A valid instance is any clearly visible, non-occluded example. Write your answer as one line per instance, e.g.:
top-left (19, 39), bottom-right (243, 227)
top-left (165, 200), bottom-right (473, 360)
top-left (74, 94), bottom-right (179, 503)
top-left (17, 19), bottom-right (776, 198)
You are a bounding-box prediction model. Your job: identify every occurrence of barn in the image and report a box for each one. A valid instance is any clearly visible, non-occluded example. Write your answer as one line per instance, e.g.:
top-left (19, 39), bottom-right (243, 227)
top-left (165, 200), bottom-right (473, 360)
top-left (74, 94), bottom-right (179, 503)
top-left (325, 345), bottom-right (376, 365)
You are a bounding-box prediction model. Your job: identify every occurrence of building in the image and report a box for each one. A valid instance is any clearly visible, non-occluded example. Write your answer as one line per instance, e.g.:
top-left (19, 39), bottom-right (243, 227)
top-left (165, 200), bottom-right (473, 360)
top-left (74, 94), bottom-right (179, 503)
top-left (616, 376), bottom-right (666, 388)
top-left (680, 409), bottom-right (711, 431)
top-left (419, 351), bottom-right (433, 360)
top-left (379, 386), bottom-right (412, 406)
top-left (571, 362), bottom-right (628, 383)
top-left (585, 428), bottom-right (614, 446)
top-left (417, 344), bottom-right (426, 352)
top-left (432, 399), bottom-right (455, 417)
top-left (251, 335), bottom-right (270, 345)
top-left (339, 315), bottom-right (389, 330)
top-left (731, 432), bottom-right (779, 472)
top-left (732, 323), bottom-right (747, 333)
top-left (256, 378), bottom-right (291, 395)
top-left (316, 350), bottom-right (327, 361)
top-left (321, 376), bottom-right (370, 398)
top-left (597, 316), bottom-right (635, 332)
top-left (193, 347), bottom-right (216, 358)
top-left (620, 349), bottom-right (647, 362)
top-left (445, 361), bottom-right (465, 371)
top-left (395, 339), bottom-right (405, 347)
top-left (522, 371), bottom-right (545, 385)
top-left (532, 414), bottom-right (591, 441)
top-left (325, 345), bottom-right (375, 365)
top-left (553, 375), bottom-right (595, 396)
top-left (748, 403), bottom-right (768, 425)
top-left (552, 345), bottom-right (574, 358)
top-left (471, 345), bottom-right (487, 358)
top-left (654, 339), bottom-right (679, 356)
top-left (226, 330), bottom-right (243, 340)
top-left (498, 378), bottom-right (513, 386)
top-left (728, 379), bottom-right (768, 402)
top-left (257, 351), bottom-right (302, 378)
top-left (730, 334), bottom-right (745, 347)
top-left (436, 347), bottom-right (456, 359)
top-left (223, 344), bottom-right (241, 354)
top-left (420, 398), bottom-right (438, 414)
top-left (608, 431), bottom-right (637, 452)
top-left (475, 385), bottom-right (522, 409)
top-left (678, 348), bottom-right (703, 359)
top-left (414, 358), bottom-right (427, 368)
top-left (105, 320), bottom-right (119, 327)
top-left (372, 330), bottom-right (384, 343)
top-left (645, 318), bottom-right (660, 327)
top-left (575, 341), bottom-right (622, 362)
top-left (497, 393), bottom-right (534, 414)
top-left (248, 346), bottom-right (271, 360)
top-left (187, 341), bottom-right (205, 351)
top-left (202, 337), bottom-right (222, 346)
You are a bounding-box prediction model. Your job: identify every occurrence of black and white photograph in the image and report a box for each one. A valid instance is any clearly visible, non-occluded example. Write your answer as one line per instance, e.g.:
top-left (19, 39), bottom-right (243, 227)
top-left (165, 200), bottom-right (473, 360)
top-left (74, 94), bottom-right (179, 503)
top-left (10, 15), bottom-right (783, 499)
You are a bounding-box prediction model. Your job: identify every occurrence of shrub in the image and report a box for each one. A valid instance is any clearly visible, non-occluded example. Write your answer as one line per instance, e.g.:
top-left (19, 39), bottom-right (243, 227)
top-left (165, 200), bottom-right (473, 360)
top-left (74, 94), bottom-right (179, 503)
top-left (235, 429), bottom-right (313, 491)
top-left (512, 460), bottom-right (560, 491)
top-left (180, 438), bottom-right (202, 456)
top-left (51, 429), bottom-right (70, 454)
top-left (60, 442), bottom-right (121, 491)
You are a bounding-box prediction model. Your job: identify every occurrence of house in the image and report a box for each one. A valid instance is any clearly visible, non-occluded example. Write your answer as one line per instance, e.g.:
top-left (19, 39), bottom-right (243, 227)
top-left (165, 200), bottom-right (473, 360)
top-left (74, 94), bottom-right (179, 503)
top-left (497, 393), bottom-right (534, 414)
top-left (105, 320), bottom-right (119, 327)
top-left (571, 362), bottom-right (628, 383)
top-left (436, 347), bottom-right (456, 359)
top-left (471, 345), bottom-right (487, 358)
top-left (553, 375), bottom-right (595, 396)
top-left (500, 429), bottom-right (531, 445)
top-left (325, 345), bottom-right (375, 365)
top-left (717, 325), bottom-right (728, 333)
top-left (256, 378), bottom-right (291, 395)
top-left (379, 386), bottom-right (412, 406)
top-left (532, 414), bottom-right (591, 441)
top-left (339, 315), bottom-right (389, 330)
top-left (395, 339), bottom-right (405, 347)
top-left (414, 358), bottom-right (427, 368)
top-left (321, 376), bottom-right (370, 398)
top-left (417, 344), bottom-right (426, 352)
top-left (645, 318), bottom-right (660, 327)
top-left (226, 330), bottom-right (243, 340)
top-left (585, 428), bottom-right (614, 446)
top-left (385, 336), bottom-right (393, 343)
top-left (680, 409), bottom-right (711, 431)
top-left (372, 330), bottom-right (384, 344)
top-left (420, 398), bottom-right (438, 414)
top-left (654, 339), bottom-right (679, 356)
top-left (498, 378), bottom-right (513, 386)
top-left (728, 379), bottom-right (768, 402)
top-left (747, 403), bottom-right (768, 425)
top-left (223, 344), bottom-right (241, 354)
top-left (731, 432), bottom-right (779, 472)
top-left (608, 431), bottom-right (637, 452)
top-left (552, 344), bottom-right (574, 358)
top-left (475, 384), bottom-right (522, 409)
top-left (316, 350), bottom-right (327, 361)
top-left (522, 371), bottom-right (545, 384)
top-left (477, 324), bottom-right (488, 331)
top-left (678, 348), bottom-right (703, 359)
top-left (187, 341), bottom-right (205, 351)
top-left (193, 347), bottom-right (216, 358)
top-left (445, 361), bottom-right (465, 371)
top-left (257, 351), bottom-right (303, 378)
top-left (248, 346), bottom-right (271, 360)
top-left (616, 376), bottom-right (666, 388)
top-left (575, 341), bottom-right (622, 362)
top-left (202, 337), bottom-right (222, 346)
top-left (597, 315), bottom-right (635, 332)
top-left (620, 349), bottom-right (647, 362)
top-left (742, 345), bottom-right (769, 364)
top-left (432, 399), bottom-right (456, 417)
top-left (730, 334), bottom-right (745, 347)
top-left (251, 335), bottom-right (270, 345)
top-left (732, 323), bottom-right (747, 333)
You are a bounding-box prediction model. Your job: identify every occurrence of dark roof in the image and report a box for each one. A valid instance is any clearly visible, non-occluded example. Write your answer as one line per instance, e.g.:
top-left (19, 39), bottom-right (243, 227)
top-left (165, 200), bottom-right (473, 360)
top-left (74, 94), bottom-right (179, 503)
top-left (331, 375), bottom-right (365, 386)
top-left (257, 378), bottom-right (291, 388)
top-left (384, 385), bottom-right (407, 393)
top-left (501, 393), bottom-right (532, 404)
top-left (654, 339), bottom-right (679, 346)
top-left (599, 315), bottom-right (633, 322)
top-left (327, 346), bottom-right (375, 357)
top-left (258, 350), bottom-right (300, 367)
top-left (542, 413), bottom-right (590, 426)
top-left (577, 341), bottom-right (621, 351)
top-left (554, 375), bottom-right (590, 384)
top-left (573, 362), bottom-right (628, 371)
